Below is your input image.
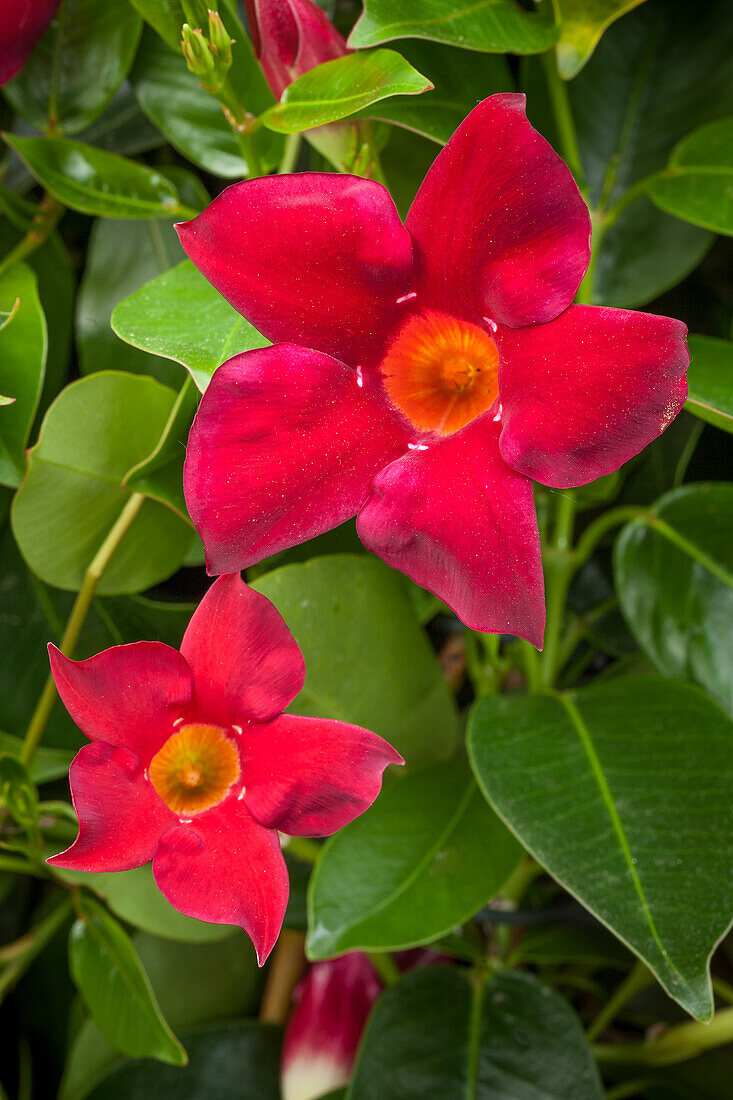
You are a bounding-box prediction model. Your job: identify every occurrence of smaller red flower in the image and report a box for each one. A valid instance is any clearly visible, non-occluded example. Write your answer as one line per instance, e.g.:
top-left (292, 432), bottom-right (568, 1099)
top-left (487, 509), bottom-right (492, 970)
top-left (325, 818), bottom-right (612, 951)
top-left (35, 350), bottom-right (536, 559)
top-left (244, 0), bottom-right (349, 99)
top-left (47, 575), bottom-right (402, 964)
top-left (0, 0), bottom-right (60, 86)
top-left (281, 952), bottom-right (381, 1100)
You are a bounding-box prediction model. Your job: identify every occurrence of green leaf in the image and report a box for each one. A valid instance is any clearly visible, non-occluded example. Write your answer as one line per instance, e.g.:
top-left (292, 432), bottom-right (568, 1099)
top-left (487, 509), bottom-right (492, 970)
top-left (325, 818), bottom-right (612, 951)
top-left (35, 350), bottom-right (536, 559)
top-left (354, 38), bottom-right (512, 145)
top-left (3, 135), bottom-right (196, 221)
top-left (646, 117), bottom-right (733, 236)
top-left (82, 1020), bottom-right (280, 1100)
top-left (3, 0), bottom-right (142, 134)
top-left (11, 372), bottom-right (194, 594)
top-left (263, 50), bottom-right (432, 134)
top-left (348, 968), bottom-right (604, 1099)
top-left (307, 760), bottom-right (521, 958)
top-left (124, 376), bottom-right (198, 519)
top-left (686, 335), bottom-right (733, 433)
top-left (0, 263), bottom-right (47, 486)
top-left (130, 0), bottom-right (186, 50)
top-left (615, 483), bottom-right (733, 713)
top-left (468, 677), bottom-right (733, 1020)
top-left (349, 0), bottom-right (558, 54)
top-left (61, 932), bottom-right (261, 1100)
top-left (69, 894), bottom-right (186, 1064)
top-left (552, 0), bottom-right (649, 79)
top-left (0, 733), bottom-right (73, 785)
top-left (253, 555), bottom-right (458, 768)
top-left (111, 260), bottom-right (268, 392)
top-left (509, 924), bottom-right (632, 970)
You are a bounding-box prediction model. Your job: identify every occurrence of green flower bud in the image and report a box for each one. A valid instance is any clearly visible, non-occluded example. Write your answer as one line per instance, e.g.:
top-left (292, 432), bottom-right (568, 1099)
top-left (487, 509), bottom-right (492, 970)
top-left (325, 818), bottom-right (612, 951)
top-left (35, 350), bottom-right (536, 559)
top-left (208, 10), bottom-right (233, 72)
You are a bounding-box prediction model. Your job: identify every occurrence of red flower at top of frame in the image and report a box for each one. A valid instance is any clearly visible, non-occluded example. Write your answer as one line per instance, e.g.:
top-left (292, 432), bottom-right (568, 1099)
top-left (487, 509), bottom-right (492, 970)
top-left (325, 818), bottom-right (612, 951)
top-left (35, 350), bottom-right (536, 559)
top-left (244, 0), bottom-right (348, 99)
top-left (177, 93), bottom-right (689, 649)
top-left (0, 0), bottom-right (60, 86)
top-left (47, 574), bottom-right (402, 964)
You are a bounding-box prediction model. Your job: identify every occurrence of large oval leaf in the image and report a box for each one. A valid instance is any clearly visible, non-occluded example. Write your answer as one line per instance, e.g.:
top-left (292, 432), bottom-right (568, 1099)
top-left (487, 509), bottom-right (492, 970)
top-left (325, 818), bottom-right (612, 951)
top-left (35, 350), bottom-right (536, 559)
top-left (615, 483), bottom-right (733, 712)
top-left (348, 968), bottom-right (604, 1099)
top-left (3, 135), bottom-right (196, 220)
top-left (307, 760), bottom-right (521, 958)
top-left (12, 372), bottom-right (194, 593)
top-left (468, 677), bottom-right (733, 1020)
top-left (69, 894), bottom-right (185, 1065)
top-left (646, 116), bottom-right (733, 236)
top-left (686, 335), bottom-right (733, 433)
top-left (253, 555), bottom-right (458, 768)
top-left (263, 50), bottom-right (432, 134)
top-left (3, 0), bottom-right (141, 134)
top-left (0, 263), bottom-right (46, 487)
top-left (111, 260), bottom-right (267, 392)
top-left (349, 0), bottom-right (558, 54)
top-left (553, 0), bottom-right (648, 79)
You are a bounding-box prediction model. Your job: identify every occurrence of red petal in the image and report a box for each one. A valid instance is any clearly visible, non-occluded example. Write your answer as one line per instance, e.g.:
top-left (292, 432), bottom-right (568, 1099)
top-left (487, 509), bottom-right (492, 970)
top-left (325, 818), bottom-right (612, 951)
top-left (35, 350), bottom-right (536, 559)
top-left (357, 416), bottom-right (545, 647)
top-left (153, 801), bottom-right (288, 965)
top-left (48, 642), bottom-right (192, 761)
top-left (406, 94), bottom-right (591, 329)
top-left (497, 305), bottom-right (689, 488)
top-left (183, 343), bottom-right (409, 574)
top-left (180, 573), bottom-right (305, 727)
top-left (242, 714), bottom-right (403, 837)
top-left (244, 0), bottom-right (349, 99)
top-left (0, 0), bottom-right (60, 86)
top-left (176, 174), bottom-right (412, 365)
top-left (47, 742), bottom-right (173, 872)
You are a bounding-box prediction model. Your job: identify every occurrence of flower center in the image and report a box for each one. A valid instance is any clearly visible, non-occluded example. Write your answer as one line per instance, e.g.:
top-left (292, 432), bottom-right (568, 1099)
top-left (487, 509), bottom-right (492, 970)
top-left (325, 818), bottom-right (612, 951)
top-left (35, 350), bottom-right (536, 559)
top-left (379, 310), bottom-right (499, 435)
top-left (149, 724), bottom-right (241, 816)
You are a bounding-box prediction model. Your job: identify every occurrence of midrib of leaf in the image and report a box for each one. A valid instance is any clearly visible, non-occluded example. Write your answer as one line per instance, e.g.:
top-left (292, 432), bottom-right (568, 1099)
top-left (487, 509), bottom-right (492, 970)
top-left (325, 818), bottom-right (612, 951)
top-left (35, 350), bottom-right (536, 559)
top-left (369, 0), bottom-right (522, 35)
top-left (466, 971), bottom-right (485, 1100)
top-left (557, 692), bottom-right (687, 991)
top-left (648, 517), bottom-right (733, 588)
top-left (340, 777), bottom-right (477, 939)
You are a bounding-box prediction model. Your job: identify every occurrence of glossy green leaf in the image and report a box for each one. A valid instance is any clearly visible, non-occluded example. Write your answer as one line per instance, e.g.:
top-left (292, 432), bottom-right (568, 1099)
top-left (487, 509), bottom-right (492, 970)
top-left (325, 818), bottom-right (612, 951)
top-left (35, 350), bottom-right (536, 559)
top-left (615, 483), bottom-right (733, 713)
top-left (509, 925), bottom-right (631, 970)
top-left (253, 555), bottom-right (458, 768)
top-left (348, 968), bottom-right (604, 1099)
top-left (3, 135), bottom-right (196, 221)
top-left (69, 895), bottom-right (186, 1065)
top-left (686, 335), bottom-right (733, 433)
top-left (61, 932), bottom-right (261, 1100)
top-left (646, 117), bottom-right (733, 236)
top-left (124, 376), bottom-right (198, 518)
top-left (307, 760), bottom-right (521, 958)
top-left (0, 263), bottom-right (46, 486)
top-left (112, 260), bottom-right (268, 392)
top-left (468, 677), bottom-right (733, 1020)
top-left (354, 38), bottom-right (512, 144)
top-left (12, 372), bottom-right (194, 594)
top-left (3, 0), bottom-right (141, 134)
top-left (349, 0), bottom-right (558, 54)
top-left (83, 1021), bottom-right (280, 1100)
top-left (552, 0), bottom-right (648, 79)
top-left (130, 0), bottom-right (186, 50)
top-left (263, 50), bottom-right (432, 134)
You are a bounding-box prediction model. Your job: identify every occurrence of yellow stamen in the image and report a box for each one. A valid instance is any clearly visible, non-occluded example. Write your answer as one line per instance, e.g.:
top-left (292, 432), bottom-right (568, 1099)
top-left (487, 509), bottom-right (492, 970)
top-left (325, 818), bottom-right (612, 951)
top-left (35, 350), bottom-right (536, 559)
top-left (149, 724), bottom-right (240, 815)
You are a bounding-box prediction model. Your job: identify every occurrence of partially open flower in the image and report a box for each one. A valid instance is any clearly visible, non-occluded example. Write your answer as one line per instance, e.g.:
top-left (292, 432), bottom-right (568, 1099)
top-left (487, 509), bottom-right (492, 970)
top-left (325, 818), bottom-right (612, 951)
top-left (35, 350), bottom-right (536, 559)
top-left (281, 953), bottom-right (381, 1100)
top-left (178, 94), bottom-right (689, 648)
top-left (0, 0), bottom-right (60, 85)
top-left (244, 0), bottom-right (348, 100)
top-left (47, 575), bottom-right (402, 964)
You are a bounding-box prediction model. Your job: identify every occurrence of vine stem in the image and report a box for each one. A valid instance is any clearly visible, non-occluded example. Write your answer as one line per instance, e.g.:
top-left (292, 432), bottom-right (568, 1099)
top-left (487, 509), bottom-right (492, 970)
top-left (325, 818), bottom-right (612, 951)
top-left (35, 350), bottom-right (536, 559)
top-left (0, 894), bottom-right (73, 1001)
top-left (20, 492), bottom-right (145, 767)
top-left (259, 929), bottom-right (306, 1024)
top-left (594, 1005), bottom-right (733, 1067)
top-left (586, 960), bottom-right (653, 1042)
top-left (538, 494), bottom-right (576, 689)
top-left (541, 51), bottom-right (585, 191)
top-left (0, 193), bottom-right (61, 278)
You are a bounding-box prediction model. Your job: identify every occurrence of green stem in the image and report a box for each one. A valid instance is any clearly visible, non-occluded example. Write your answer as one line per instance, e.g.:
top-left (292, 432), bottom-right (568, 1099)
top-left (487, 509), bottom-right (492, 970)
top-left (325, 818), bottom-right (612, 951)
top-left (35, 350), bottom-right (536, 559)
top-left (539, 494), bottom-right (577, 689)
top-left (594, 1005), bottom-right (733, 1067)
top-left (278, 133), bottom-right (302, 174)
top-left (0, 194), bottom-right (61, 277)
top-left (541, 51), bottom-right (585, 190)
top-left (673, 420), bottom-right (704, 488)
top-left (573, 507), bottom-right (648, 568)
top-left (587, 960), bottom-right (653, 1042)
top-left (284, 836), bottom-right (321, 865)
top-left (0, 853), bottom-right (47, 878)
top-left (368, 951), bottom-right (400, 987)
top-left (0, 894), bottom-right (73, 1001)
top-left (606, 1080), bottom-right (657, 1100)
top-left (20, 493), bottom-right (145, 767)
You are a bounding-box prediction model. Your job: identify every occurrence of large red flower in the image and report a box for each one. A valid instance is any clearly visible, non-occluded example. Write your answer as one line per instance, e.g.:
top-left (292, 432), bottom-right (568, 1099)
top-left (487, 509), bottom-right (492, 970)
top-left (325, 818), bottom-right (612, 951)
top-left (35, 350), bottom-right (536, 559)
top-left (0, 0), bottom-right (60, 86)
top-left (47, 575), bottom-right (401, 964)
top-left (178, 94), bottom-right (689, 648)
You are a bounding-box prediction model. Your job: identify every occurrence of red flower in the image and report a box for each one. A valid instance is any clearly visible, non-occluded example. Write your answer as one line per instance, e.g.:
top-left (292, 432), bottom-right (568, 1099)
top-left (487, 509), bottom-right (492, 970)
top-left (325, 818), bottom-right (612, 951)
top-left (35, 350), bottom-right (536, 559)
top-left (47, 575), bottom-right (402, 964)
top-left (281, 953), bottom-right (381, 1100)
top-left (244, 0), bottom-right (349, 99)
top-left (177, 94), bottom-right (689, 648)
top-left (0, 0), bottom-right (60, 86)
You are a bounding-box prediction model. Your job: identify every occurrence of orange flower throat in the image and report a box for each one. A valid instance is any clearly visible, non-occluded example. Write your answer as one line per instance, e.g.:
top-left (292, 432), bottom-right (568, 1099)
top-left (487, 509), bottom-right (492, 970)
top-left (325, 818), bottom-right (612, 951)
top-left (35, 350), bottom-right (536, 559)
top-left (379, 310), bottom-right (499, 435)
top-left (149, 724), bottom-right (241, 815)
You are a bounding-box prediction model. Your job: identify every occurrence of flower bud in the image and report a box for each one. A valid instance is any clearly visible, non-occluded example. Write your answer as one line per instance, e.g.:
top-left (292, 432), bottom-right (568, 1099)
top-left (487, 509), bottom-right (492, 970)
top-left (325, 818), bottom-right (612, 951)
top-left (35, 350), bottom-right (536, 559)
top-left (181, 23), bottom-right (219, 89)
top-left (0, 0), bottom-right (61, 86)
top-left (243, 0), bottom-right (348, 99)
top-left (281, 953), bottom-right (381, 1100)
top-left (208, 9), bottom-right (233, 72)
